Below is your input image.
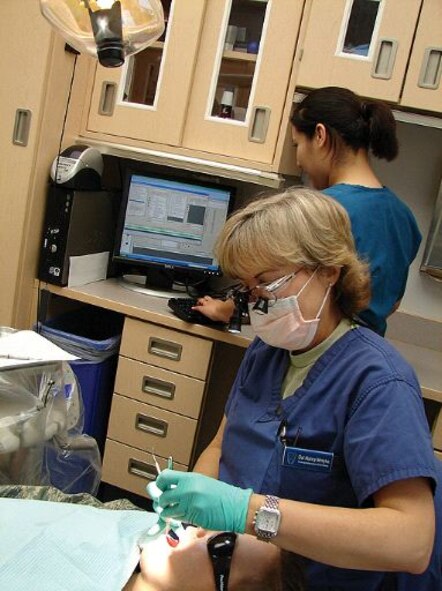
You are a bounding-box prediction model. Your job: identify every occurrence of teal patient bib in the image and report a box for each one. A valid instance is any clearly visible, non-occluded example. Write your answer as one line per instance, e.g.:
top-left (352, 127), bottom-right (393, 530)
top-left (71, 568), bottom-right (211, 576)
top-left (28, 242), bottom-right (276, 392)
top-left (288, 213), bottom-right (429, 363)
top-left (0, 498), bottom-right (158, 590)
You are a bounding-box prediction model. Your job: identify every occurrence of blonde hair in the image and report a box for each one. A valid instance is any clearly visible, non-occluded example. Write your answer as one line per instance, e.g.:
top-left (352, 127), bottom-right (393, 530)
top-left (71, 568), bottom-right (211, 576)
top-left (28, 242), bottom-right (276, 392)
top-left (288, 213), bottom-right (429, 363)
top-left (216, 187), bottom-right (371, 318)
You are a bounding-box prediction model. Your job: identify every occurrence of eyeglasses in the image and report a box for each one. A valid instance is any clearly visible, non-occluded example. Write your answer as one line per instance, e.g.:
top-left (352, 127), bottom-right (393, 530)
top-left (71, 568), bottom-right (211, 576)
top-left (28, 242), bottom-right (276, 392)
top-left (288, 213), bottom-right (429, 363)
top-left (207, 532), bottom-right (237, 591)
top-left (251, 272), bottom-right (298, 314)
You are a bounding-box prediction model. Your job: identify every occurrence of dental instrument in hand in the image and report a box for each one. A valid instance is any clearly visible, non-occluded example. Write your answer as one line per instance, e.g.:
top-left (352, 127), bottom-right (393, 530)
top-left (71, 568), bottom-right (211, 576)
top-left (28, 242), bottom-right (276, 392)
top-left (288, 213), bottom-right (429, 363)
top-left (146, 451), bottom-right (181, 545)
top-left (164, 456), bottom-right (180, 547)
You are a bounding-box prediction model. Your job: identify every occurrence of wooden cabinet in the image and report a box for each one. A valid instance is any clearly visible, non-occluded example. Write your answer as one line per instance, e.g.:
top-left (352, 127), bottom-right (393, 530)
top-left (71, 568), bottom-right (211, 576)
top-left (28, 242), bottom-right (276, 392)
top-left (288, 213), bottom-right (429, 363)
top-left (83, 0), bottom-right (304, 173)
top-left (102, 317), bottom-right (214, 496)
top-left (0, 1), bottom-right (53, 326)
top-left (181, 0), bottom-right (304, 163)
top-left (297, 0), bottom-right (441, 113)
top-left (400, 0), bottom-right (442, 112)
top-left (0, 2), bottom-right (92, 329)
top-left (87, 1), bottom-right (206, 146)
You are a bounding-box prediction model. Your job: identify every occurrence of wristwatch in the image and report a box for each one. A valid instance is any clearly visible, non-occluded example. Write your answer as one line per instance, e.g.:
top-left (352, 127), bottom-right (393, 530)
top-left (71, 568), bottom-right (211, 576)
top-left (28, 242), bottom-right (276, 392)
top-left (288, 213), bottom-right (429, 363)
top-left (253, 495), bottom-right (281, 541)
top-left (207, 531), bottom-right (237, 591)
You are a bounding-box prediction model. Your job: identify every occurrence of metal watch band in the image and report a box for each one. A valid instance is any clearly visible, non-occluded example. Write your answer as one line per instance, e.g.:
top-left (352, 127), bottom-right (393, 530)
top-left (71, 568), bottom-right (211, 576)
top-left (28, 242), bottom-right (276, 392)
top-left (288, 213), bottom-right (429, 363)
top-left (254, 494), bottom-right (280, 541)
top-left (265, 495), bottom-right (279, 510)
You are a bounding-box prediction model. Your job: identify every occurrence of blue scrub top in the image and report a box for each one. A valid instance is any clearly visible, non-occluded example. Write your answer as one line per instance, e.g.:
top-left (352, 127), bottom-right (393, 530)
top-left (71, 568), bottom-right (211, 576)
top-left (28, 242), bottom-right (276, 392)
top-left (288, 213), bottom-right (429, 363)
top-left (323, 184), bottom-right (422, 336)
top-left (219, 327), bottom-right (441, 590)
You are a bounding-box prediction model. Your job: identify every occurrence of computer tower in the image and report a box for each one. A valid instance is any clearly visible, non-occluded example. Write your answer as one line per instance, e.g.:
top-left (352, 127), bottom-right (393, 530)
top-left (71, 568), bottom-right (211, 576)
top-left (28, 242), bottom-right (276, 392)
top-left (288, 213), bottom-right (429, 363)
top-left (38, 186), bottom-right (116, 286)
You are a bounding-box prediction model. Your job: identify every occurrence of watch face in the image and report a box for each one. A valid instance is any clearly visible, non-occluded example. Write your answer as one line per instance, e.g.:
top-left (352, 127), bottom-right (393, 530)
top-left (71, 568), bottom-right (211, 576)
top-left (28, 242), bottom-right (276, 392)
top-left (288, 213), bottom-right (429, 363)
top-left (256, 507), bottom-right (281, 534)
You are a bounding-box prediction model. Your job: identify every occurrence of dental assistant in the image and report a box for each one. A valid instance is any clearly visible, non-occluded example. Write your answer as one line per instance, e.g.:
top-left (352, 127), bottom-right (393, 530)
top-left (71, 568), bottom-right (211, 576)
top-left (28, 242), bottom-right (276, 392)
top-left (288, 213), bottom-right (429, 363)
top-left (149, 189), bottom-right (442, 591)
top-left (194, 86), bottom-right (421, 336)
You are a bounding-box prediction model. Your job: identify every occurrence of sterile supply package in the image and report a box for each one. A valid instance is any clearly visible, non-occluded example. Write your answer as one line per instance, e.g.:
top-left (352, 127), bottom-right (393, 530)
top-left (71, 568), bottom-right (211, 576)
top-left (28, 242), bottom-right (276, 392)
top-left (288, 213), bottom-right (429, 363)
top-left (0, 328), bottom-right (101, 494)
top-left (0, 497), bottom-right (157, 591)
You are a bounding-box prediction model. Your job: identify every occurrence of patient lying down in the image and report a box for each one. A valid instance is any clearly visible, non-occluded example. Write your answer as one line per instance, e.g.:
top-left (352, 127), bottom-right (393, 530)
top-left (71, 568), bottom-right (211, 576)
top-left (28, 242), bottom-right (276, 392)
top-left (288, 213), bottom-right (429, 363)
top-left (0, 486), bottom-right (303, 591)
top-left (125, 525), bottom-right (304, 591)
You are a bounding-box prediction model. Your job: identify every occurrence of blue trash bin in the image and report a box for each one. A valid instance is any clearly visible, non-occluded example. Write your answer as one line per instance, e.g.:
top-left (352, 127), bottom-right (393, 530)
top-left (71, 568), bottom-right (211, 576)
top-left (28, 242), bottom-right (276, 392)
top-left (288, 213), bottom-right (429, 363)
top-left (38, 307), bottom-right (123, 452)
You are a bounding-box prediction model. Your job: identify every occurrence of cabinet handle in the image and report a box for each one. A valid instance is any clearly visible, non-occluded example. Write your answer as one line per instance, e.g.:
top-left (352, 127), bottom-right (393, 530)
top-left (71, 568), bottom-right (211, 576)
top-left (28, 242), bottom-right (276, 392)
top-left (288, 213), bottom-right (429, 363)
top-left (135, 413), bottom-right (168, 437)
top-left (418, 47), bottom-right (442, 90)
top-left (127, 458), bottom-right (158, 481)
top-left (98, 81), bottom-right (117, 116)
top-left (371, 38), bottom-right (398, 80)
top-left (12, 109), bottom-right (32, 146)
top-left (142, 375), bottom-right (176, 400)
top-left (248, 106), bottom-right (271, 143)
top-left (148, 337), bottom-right (182, 361)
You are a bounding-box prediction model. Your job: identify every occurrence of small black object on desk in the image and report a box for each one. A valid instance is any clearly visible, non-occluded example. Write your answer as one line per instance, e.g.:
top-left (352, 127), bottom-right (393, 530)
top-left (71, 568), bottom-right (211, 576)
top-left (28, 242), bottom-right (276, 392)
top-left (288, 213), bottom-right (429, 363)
top-left (168, 298), bottom-right (226, 327)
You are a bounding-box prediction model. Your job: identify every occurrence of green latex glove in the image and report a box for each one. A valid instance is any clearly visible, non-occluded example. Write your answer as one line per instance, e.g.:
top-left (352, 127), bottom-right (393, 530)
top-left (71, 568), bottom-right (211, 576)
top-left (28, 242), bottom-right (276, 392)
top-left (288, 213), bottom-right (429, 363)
top-left (150, 469), bottom-right (253, 533)
top-left (145, 481), bottom-right (180, 539)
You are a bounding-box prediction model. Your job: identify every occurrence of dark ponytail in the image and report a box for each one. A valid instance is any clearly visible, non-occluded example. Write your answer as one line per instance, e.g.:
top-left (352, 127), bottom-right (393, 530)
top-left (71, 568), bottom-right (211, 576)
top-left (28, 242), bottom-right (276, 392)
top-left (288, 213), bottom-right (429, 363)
top-left (362, 99), bottom-right (398, 161)
top-left (291, 86), bottom-right (398, 161)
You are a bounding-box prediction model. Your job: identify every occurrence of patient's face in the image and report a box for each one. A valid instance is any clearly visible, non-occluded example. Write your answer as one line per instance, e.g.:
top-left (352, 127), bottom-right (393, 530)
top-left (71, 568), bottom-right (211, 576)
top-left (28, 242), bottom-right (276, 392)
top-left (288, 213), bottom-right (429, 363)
top-left (135, 527), bottom-right (280, 591)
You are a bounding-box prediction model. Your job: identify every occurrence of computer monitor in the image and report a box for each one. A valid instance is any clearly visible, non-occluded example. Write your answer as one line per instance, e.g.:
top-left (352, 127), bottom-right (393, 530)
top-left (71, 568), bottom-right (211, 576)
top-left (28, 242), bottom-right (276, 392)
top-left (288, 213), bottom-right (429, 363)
top-left (113, 170), bottom-right (235, 298)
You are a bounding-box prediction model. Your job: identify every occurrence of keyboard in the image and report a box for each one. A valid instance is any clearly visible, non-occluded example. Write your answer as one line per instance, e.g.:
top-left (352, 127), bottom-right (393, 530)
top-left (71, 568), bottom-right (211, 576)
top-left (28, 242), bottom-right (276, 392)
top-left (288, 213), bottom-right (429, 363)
top-left (168, 298), bottom-right (226, 327)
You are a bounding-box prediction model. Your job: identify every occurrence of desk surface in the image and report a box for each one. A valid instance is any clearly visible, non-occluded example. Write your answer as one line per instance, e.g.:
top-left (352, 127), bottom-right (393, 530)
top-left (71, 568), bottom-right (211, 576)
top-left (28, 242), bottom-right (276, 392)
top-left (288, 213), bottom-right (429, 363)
top-left (39, 278), bottom-right (254, 348)
top-left (39, 279), bottom-right (441, 400)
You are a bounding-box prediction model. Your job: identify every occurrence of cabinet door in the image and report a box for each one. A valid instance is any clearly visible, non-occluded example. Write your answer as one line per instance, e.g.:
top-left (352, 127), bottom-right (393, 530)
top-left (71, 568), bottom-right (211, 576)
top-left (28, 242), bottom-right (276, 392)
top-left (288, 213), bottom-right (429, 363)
top-left (400, 0), bottom-right (442, 112)
top-left (0, 1), bottom-right (52, 325)
top-left (297, 0), bottom-right (422, 102)
top-left (86, 0), bottom-right (206, 146)
top-left (182, 0), bottom-right (304, 163)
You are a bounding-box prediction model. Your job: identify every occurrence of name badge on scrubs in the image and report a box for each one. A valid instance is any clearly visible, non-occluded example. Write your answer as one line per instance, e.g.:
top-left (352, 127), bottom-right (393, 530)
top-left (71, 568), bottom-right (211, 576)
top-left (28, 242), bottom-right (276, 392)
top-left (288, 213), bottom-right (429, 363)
top-left (282, 446), bottom-right (334, 473)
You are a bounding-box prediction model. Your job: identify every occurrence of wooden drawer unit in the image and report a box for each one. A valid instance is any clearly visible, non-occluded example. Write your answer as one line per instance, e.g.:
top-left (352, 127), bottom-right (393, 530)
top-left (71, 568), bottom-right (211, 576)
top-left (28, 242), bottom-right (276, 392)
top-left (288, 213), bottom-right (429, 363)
top-left (102, 439), bottom-right (187, 498)
top-left (114, 356), bottom-right (205, 419)
top-left (107, 393), bottom-right (197, 465)
top-left (102, 317), bottom-right (218, 494)
top-left (120, 317), bottom-right (213, 380)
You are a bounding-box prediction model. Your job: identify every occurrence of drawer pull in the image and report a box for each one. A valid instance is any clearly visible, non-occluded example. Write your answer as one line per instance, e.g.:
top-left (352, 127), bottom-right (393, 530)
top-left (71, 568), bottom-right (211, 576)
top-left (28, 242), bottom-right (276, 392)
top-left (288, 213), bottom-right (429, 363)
top-left (371, 38), bottom-right (398, 80)
top-left (135, 413), bottom-right (168, 437)
top-left (98, 81), bottom-right (117, 116)
top-left (142, 376), bottom-right (176, 400)
top-left (248, 106), bottom-right (271, 143)
top-left (128, 458), bottom-right (157, 481)
top-left (12, 109), bottom-right (32, 146)
top-left (148, 337), bottom-right (182, 361)
top-left (418, 47), bottom-right (442, 90)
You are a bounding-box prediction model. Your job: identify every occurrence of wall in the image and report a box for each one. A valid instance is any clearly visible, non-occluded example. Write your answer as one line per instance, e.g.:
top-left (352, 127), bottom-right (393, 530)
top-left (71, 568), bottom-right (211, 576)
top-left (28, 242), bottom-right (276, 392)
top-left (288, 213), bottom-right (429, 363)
top-left (372, 121), bottom-right (442, 323)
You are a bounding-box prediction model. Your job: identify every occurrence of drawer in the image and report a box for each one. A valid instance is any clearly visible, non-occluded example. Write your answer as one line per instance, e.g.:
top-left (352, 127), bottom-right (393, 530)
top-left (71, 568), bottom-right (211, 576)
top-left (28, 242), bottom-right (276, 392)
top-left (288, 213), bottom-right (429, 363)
top-left (107, 393), bottom-right (197, 465)
top-left (120, 317), bottom-right (213, 380)
top-left (102, 439), bottom-right (187, 497)
top-left (114, 356), bottom-right (205, 419)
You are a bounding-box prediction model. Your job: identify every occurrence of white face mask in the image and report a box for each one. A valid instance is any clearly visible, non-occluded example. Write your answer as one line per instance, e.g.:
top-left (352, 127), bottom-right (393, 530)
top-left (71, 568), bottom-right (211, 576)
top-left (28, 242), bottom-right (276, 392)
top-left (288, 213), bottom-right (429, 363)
top-left (249, 271), bottom-right (331, 351)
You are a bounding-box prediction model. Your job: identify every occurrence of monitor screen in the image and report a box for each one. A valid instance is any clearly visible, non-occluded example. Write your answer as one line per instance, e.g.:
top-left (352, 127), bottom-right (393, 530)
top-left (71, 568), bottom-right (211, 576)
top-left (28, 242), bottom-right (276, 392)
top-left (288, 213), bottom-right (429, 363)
top-left (113, 170), bottom-right (235, 289)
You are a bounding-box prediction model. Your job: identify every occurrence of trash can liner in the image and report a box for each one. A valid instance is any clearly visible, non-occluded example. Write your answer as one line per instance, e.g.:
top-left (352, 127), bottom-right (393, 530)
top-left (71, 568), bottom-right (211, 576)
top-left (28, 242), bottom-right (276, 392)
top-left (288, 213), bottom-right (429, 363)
top-left (0, 354), bottom-right (101, 495)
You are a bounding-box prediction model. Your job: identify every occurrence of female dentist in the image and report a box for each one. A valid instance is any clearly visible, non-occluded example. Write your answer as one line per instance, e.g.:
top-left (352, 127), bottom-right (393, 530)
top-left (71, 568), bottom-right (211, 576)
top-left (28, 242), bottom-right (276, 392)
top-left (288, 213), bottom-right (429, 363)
top-left (193, 87), bottom-right (421, 336)
top-left (148, 189), bottom-right (441, 591)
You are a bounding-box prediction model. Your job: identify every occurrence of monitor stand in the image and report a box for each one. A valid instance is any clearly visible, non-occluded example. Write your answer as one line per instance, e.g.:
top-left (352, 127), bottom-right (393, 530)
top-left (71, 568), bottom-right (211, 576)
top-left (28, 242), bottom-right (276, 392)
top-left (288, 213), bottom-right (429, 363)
top-left (118, 274), bottom-right (188, 299)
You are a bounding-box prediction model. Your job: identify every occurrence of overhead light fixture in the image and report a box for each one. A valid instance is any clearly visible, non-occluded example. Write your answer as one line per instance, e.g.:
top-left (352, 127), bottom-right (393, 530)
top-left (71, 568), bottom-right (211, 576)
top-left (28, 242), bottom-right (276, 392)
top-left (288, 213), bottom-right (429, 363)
top-left (40, 0), bottom-right (165, 68)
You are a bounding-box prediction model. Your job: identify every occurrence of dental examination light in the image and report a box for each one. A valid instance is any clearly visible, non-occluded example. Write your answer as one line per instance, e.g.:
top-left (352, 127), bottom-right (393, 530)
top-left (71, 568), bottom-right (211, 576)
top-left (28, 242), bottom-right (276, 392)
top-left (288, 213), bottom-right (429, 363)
top-left (40, 0), bottom-right (165, 68)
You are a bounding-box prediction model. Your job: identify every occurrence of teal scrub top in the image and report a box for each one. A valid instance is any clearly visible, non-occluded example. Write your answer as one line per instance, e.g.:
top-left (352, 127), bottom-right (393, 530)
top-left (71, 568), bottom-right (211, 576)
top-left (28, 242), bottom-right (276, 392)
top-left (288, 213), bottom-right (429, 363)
top-left (323, 184), bottom-right (422, 336)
